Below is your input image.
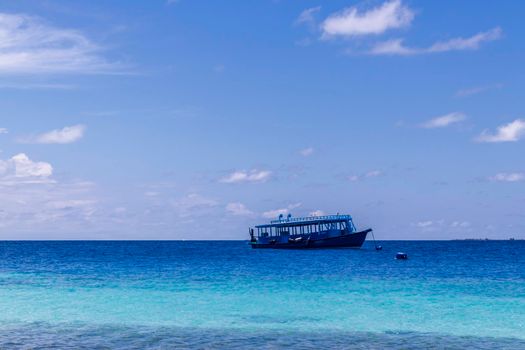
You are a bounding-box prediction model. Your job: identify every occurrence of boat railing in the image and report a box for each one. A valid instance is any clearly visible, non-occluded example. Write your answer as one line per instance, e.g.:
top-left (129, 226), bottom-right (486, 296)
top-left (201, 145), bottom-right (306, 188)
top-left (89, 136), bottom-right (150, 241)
top-left (270, 214), bottom-right (352, 224)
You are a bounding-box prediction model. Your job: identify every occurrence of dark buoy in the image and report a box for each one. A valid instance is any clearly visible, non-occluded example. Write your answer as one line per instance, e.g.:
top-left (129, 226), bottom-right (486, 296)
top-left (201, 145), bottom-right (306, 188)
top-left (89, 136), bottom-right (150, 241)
top-left (395, 252), bottom-right (408, 260)
top-left (376, 245), bottom-right (383, 251)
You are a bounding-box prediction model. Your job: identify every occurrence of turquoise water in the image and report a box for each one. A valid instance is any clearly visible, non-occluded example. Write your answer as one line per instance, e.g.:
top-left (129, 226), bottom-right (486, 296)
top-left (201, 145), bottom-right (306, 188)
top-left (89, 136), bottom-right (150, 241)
top-left (0, 241), bottom-right (524, 348)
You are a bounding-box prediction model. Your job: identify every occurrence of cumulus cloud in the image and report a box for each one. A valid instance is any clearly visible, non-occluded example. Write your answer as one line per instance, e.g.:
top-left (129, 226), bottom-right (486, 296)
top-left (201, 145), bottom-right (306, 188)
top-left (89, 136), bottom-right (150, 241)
top-left (262, 203), bottom-right (302, 219)
top-left (22, 124), bottom-right (86, 144)
top-left (370, 27), bottom-right (502, 55)
top-left (300, 147), bottom-right (314, 157)
top-left (322, 0), bottom-right (413, 38)
top-left (0, 13), bottom-right (121, 74)
top-left (0, 153), bottom-right (53, 182)
top-left (420, 112), bottom-right (466, 128)
top-left (476, 119), bottom-right (525, 143)
top-left (226, 202), bottom-right (253, 216)
top-left (220, 169), bottom-right (272, 184)
top-left (11, 153), bottom-right (52, 177)
top-left (489, 173), bottom-right (524, 182)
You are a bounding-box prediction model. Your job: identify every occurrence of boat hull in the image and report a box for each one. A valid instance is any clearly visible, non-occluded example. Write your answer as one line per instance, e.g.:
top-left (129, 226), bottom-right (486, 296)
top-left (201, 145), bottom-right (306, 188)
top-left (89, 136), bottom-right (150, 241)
top-left (250, 229), bottom-right (371, 249)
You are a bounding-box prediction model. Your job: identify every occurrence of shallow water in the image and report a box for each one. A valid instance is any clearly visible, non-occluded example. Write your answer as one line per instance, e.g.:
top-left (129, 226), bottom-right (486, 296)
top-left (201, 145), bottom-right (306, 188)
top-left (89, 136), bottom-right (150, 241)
top-left (0, 240), bottom-right (524, 348)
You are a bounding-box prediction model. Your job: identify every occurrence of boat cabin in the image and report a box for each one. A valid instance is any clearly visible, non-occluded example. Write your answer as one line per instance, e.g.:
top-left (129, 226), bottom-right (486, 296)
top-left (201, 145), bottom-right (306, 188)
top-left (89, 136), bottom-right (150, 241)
top-left (253, 214), bottom-right (357, 240)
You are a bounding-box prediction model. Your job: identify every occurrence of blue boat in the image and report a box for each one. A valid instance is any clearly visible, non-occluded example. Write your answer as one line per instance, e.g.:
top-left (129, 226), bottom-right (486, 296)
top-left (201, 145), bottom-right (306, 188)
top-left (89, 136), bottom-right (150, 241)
top-left (249, 214), bottom-right (372, 249)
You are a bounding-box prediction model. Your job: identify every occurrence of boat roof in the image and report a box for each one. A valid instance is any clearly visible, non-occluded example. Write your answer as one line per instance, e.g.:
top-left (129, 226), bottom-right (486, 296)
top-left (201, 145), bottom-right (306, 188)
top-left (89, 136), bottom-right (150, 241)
top-left (255, 214), bottom-right (353, 229)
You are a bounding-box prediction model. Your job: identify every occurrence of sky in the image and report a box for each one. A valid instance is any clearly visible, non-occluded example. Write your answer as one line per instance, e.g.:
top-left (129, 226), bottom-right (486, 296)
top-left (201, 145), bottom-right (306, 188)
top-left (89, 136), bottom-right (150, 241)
top-left (0, 0), bottom-right (524, 240)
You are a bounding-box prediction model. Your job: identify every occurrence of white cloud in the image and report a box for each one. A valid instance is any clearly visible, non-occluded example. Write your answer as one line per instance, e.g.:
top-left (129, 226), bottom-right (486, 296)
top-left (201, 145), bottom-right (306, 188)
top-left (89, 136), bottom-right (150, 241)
top-left (321, 0), bottom-right (414, 38)
top-left (365, 170), bottom-right (382, 178)
top-left (412, 219), bottom-right (452, 232)
top-left (489, 173), bottom-right (525, 182)
top-left (295, 6), bottom-right (321, 26)
top-left (348, 170), bottom-right (382, 182)
top-left (309, 210), bottom-right (325, 217)
top-left (0, 13), bottom-right (120, 74)
top-left (451, 221), bottom-right (471, 228)
top-left (0, 175), bottom-right (99, 234)
top-left (476, 119), bottom-right (525, 143)
top-left (226, 202), bottom-right (253, 216)
top-left (11, 153), bottom-right (52, 177)
top-left (415, 221), bottom-right (433, 228)
top-left (23, 124), bottom-right (86, 144)
top-left (369, 38), bottom-right (415, 55)
top-left (428, 27), bottom-right (502, 52)
top-left (370, 27), bottom-right (502, 55)
top-left (170, 193), bottom-right (217, 218)
top-left (220, 169), bottom-right (272, 184)
top-left (0, 153), bottom-right (53, 180)
top-left (262, 203), bottom-right (301, 219)
top-left (0, 127), bottom-right (7, 134)
top-left (0, 82), bottom-right (75, 90)
top-left (420, 112), bottom-right (466, 128)
top-left (455, 83), bottom-right (503, 98)
top-left (144, 191), bottom-right (160, 197)
top-left (300, 147), bottom-right (314, 157)
top-left (46, 199), bottom-right (96, 210)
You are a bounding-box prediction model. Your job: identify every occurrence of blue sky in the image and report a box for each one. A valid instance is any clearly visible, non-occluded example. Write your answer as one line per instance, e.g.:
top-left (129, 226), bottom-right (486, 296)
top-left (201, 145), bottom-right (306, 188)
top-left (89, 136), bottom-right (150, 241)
top-left (0, 0), bottom-right (524, 239)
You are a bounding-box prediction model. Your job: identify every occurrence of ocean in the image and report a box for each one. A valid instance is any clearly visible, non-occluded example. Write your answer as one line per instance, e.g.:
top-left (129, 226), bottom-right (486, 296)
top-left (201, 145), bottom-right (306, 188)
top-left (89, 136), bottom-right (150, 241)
top-left (0, 240), bottom-right (524, 349)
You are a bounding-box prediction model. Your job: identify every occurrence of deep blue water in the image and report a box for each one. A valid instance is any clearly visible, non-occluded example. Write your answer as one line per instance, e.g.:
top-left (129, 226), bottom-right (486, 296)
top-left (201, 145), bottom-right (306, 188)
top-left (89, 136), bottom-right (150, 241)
top-left (0, 240), bottom-right (524, 349)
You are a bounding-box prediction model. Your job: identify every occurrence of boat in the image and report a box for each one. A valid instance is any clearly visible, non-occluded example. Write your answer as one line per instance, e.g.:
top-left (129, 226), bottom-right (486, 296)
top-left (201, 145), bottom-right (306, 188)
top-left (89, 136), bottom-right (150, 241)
top-left (249, 214), bottom-right (372, 249)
